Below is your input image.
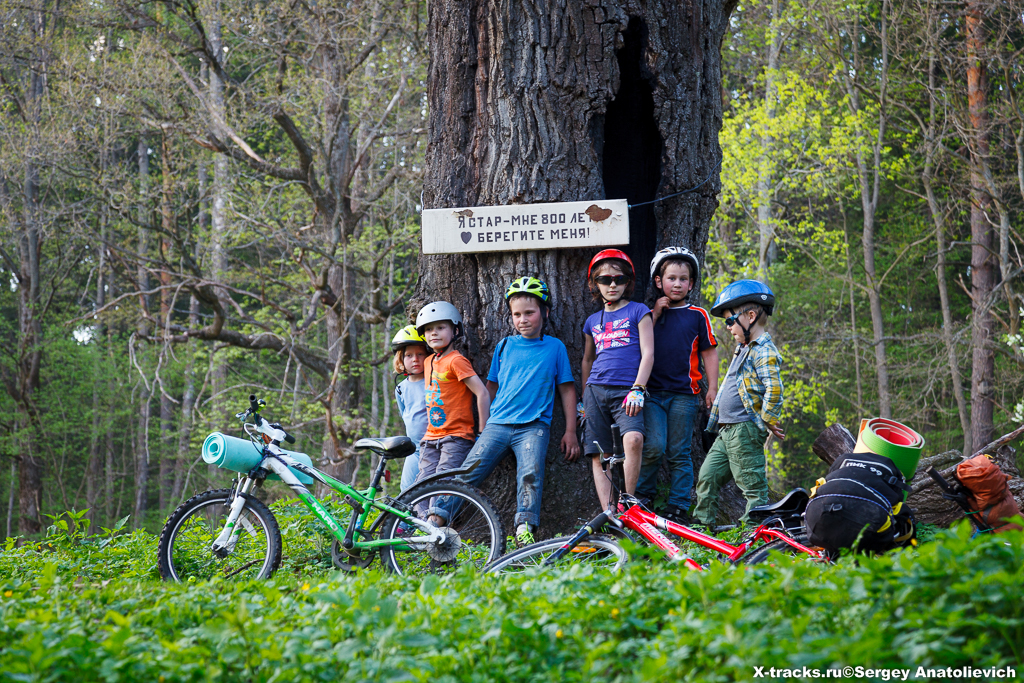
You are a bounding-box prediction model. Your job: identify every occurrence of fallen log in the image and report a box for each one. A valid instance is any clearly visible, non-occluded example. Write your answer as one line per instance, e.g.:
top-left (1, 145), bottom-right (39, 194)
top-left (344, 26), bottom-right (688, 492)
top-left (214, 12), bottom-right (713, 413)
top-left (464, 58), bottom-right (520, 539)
top-left (812, 424), bottom-right (856, 466)
top-left (811, 423), bottom-right (1024, 527)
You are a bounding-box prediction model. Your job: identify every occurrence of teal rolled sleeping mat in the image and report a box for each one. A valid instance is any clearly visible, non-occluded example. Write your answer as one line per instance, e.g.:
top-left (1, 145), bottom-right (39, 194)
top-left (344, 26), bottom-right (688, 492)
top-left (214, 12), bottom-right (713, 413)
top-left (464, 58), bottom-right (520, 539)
top-left (202, 432), bottom-right (315, 486)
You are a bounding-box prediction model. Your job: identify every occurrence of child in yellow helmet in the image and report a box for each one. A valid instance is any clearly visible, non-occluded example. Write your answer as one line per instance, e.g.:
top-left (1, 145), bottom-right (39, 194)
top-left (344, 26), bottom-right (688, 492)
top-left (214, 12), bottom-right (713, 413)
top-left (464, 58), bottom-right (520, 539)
top-left (391, 325), bottom-right (431, 490)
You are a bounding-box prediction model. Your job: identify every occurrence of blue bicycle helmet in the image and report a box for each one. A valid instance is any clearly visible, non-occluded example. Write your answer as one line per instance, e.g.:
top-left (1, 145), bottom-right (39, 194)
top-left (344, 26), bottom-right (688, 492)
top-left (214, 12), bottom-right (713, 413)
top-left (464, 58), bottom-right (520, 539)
top-left (710, 279), bottom-right (776, 318)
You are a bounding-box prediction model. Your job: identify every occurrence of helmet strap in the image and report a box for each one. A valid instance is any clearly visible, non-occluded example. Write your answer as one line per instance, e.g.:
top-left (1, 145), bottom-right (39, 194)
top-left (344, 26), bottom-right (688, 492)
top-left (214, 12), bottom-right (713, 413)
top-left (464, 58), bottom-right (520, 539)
top-left (735, 308), bottom-right (763, 345)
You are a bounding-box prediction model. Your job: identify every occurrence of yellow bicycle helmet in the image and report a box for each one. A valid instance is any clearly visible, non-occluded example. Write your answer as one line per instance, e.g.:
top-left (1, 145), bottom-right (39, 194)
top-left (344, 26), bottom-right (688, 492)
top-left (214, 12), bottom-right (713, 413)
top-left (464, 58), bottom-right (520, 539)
top-left (505, 276), bottom-right (552, 308)
top-left (391, 325), bottom-right (428, 351)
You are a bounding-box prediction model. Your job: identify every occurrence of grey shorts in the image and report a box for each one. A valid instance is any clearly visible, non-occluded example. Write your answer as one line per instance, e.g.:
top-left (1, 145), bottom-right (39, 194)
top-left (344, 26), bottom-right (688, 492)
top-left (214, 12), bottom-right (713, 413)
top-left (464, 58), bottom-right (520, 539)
top-left (583, 384), bottom-right (645, 456)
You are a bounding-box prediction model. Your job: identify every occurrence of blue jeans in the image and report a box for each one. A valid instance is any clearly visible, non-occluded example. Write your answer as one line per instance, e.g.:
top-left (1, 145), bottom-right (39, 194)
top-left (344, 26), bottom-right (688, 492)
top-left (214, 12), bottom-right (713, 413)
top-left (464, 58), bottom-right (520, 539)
top-left (400, 450), bottom-right (420, 491)
top-left (636, 392), bottom-right (700, 509)
top-left (456, 421), bottom-right (550, 528)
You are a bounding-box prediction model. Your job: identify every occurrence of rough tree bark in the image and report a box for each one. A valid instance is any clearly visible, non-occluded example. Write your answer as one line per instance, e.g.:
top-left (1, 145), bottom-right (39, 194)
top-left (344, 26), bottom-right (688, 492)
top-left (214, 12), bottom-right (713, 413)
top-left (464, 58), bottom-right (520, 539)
top-left (420, 0), bottom-right (738, 533)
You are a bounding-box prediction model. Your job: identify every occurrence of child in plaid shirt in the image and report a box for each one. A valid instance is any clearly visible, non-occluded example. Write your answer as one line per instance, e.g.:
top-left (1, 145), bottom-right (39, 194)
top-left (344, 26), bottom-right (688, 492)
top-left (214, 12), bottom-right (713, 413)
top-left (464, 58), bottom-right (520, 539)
top-left (694, 280), bottom-right (785, 526)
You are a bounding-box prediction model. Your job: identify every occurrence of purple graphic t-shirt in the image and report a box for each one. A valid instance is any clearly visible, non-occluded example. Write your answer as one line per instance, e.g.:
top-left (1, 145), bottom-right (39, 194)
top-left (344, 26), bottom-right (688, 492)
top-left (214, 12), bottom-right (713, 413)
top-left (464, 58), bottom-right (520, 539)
top-left (583, 300), bottom-right (651, 386)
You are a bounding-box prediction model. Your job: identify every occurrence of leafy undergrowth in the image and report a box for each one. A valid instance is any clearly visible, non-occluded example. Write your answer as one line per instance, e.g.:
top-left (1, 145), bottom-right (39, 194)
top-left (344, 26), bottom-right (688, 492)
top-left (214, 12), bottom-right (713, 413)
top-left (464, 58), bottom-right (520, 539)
top-left (0, 513), bottom-right (1022, 682)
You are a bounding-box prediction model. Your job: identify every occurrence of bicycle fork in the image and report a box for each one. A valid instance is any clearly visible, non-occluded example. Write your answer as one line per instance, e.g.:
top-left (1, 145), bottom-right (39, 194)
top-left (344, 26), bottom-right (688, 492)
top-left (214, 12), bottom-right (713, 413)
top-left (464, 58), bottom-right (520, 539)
top-left (211, 477), bottom-right (256, 557)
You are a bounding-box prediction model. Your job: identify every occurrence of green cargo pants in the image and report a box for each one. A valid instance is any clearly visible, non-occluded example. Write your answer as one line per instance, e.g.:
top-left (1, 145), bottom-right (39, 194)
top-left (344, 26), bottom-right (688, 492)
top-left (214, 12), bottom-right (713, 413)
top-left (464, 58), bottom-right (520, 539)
top-left (693, 421), bottom-right (770, 526)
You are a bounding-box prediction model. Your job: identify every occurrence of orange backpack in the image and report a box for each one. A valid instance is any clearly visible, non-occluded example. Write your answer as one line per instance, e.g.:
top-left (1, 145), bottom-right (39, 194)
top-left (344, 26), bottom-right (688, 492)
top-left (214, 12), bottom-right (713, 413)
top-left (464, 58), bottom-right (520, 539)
top-left (955, 456), bottom-right (1023, 533)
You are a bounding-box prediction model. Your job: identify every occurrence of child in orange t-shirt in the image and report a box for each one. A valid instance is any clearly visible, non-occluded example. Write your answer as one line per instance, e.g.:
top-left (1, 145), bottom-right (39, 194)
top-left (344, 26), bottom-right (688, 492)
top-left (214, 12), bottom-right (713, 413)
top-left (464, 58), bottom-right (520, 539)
top-left (412, 301), bottom-right (490, 524)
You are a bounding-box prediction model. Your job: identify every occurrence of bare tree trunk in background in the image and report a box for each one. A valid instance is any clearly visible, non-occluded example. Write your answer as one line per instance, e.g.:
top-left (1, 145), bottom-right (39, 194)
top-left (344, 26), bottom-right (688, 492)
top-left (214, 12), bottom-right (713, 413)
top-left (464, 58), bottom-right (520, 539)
top-left (105, 272), bottom-right (118, 520)
top-left (756, 0), bottom-right (780, 278)
top-left (208, 12), bottom-right (231, 427)
top-left (86, 198), bottom-right (108, 529)
top-left (840, 201), bottom-right (864, 411)
top-left (14, 13), bottom-right (46, 535)
top-left (420, 0), bottom-right (734, 532)
top-left (5, 458), bottom-right (14, 539)
top-left (174, 180), bottom-right (201, 501)
top-left (844, 4), bottom-right (892, 418)
top-left (175, 290), bottom-right (198, 502)
top-left (158, 132), bottom-right (176, 512)
top-left (919, 11), bottom-right (971, 455)
top-left (965, 0), bottom-right (995, 450)
top-left (134, 138), bottom-right (152, 529)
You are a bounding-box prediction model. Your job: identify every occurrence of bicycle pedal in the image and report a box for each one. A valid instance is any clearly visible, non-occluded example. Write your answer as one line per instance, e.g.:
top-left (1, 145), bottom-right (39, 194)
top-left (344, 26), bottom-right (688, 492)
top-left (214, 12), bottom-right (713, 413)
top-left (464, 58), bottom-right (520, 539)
top-left (343, 495), bottom-right (364, 515)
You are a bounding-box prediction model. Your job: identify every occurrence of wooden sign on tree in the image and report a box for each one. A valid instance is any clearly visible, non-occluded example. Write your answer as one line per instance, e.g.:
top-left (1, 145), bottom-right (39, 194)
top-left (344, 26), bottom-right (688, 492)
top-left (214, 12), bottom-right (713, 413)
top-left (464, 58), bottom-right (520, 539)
top-left (421, 199), bottom-right (629, 254)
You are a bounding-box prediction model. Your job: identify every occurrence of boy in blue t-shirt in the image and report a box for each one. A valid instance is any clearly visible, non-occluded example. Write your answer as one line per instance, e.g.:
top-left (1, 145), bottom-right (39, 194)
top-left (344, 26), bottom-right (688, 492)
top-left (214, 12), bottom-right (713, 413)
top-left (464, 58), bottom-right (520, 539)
top-left (458, 277), bottom-right (579, 545)
top-left (636, 248), bottom-right (719, 522)
top-left (581, 250), bottom-right (654, 512)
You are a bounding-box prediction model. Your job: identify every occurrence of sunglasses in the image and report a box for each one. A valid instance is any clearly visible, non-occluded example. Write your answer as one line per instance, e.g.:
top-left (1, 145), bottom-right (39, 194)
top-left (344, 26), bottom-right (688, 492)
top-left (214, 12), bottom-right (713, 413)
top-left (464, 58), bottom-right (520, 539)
top-left (724, 312), bottom-right (749, 327)
top-left (594, 275), bottom-right (629, 286)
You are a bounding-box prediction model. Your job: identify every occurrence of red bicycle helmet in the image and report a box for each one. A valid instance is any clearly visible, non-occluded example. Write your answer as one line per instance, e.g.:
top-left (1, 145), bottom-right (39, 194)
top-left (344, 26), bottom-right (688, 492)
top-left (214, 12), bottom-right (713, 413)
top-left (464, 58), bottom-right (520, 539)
top-left (588, 249), bottom-right (635, 280)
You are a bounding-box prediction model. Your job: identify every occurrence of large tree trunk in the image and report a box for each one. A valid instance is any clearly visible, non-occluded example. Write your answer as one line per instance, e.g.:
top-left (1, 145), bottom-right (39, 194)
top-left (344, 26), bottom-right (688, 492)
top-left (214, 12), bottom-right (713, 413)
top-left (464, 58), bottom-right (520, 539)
top-left (420, 0), bottom-right (734, 534)
top-left (965, 0), bottom-right (995, 451)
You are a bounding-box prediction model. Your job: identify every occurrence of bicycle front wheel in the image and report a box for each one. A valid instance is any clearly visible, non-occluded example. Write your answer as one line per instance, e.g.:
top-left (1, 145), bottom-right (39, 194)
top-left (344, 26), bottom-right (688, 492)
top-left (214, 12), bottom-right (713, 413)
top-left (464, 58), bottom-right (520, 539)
top-left (486, 534), bottom-right (629, 574)
top-left (380, 479), bottom-right (504, 576)
top-left (158, 488), bottom-right (282, 582)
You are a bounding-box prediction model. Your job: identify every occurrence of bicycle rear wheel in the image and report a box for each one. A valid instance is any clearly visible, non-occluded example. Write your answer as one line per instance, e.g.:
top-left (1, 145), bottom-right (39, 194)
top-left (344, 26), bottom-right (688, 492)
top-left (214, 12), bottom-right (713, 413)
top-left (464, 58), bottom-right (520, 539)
top-left (380, 479), bottom-right (504, 576)
top-left (740, 533), bottom-right (819, 565)
top-left (486, 534), bottom-right (629, 574)
top-left (158, 489), bottom-right (282, 582)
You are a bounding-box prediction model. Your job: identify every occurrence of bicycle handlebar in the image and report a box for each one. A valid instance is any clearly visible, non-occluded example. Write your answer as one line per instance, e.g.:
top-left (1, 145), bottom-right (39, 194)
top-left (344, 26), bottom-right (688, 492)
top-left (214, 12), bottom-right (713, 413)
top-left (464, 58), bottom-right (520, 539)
top-left (245, 395), bottom-right (295, 444)
top-left (249, 395), bottom-right (265, 415)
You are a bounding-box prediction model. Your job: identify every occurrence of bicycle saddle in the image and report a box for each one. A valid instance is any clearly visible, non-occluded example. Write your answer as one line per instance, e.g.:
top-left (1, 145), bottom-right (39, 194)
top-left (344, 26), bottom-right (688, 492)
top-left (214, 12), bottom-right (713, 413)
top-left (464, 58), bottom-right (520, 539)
top-left (353, 436), bottom-right (416, 459)
top-left (746, 488), bottom-right (810, 519)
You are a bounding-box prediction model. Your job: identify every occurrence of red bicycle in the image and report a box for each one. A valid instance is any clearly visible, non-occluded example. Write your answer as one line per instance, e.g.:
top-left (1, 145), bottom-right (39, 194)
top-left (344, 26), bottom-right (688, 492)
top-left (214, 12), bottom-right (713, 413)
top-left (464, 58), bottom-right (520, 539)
top-left (486, 425), bottom-right (824, 573)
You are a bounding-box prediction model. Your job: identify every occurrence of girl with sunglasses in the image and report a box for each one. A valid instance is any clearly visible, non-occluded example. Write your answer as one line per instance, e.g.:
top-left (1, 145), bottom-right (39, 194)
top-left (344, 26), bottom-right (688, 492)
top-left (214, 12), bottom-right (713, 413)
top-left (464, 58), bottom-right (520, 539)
top-left (580, 249), bottom-right (654, 511)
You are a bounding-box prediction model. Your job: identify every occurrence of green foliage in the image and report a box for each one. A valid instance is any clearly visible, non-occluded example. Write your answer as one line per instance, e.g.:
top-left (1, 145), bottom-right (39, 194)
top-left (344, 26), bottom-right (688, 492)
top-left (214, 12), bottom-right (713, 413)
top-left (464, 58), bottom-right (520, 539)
top-left (0, 523), bottom-right (1021, 681)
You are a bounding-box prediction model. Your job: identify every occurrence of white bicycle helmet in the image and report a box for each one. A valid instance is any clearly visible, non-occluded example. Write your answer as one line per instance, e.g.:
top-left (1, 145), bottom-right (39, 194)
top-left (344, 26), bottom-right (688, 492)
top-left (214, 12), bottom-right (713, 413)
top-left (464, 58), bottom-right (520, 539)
top-left (415, 301), bottom-right (463, 337)
top-left (649, 247), bottom-right (700, 286)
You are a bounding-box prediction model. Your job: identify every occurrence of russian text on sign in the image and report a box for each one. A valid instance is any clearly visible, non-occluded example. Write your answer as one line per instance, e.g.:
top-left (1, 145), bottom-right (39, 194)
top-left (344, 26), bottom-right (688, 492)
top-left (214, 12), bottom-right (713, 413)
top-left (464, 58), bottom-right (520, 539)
top-left (421, 199), bottom-right (629, 254)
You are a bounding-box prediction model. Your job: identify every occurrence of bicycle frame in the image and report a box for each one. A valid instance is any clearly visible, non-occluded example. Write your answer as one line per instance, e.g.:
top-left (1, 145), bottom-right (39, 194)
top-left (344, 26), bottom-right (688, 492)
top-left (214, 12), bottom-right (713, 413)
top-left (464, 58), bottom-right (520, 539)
top-left (551, 498), bottom-right (820, 571)
top-left (615, 503), bottom-right (822, 569)
top-left (211, 444), bottom-right (443, 558)
top-left (546, 426), bottom-right (822, 570)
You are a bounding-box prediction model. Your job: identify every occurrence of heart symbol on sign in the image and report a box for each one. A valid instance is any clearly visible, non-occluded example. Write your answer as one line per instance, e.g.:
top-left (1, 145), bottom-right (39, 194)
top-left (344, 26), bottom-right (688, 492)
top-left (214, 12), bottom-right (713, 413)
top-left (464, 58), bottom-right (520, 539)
top-left (460, 232), bottom-right (472, 244)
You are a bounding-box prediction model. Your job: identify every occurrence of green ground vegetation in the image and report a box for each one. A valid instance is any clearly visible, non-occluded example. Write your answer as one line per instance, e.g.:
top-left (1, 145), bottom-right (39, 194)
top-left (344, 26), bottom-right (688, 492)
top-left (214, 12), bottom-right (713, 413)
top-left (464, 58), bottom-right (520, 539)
top-left (1, 504), bottom-right (1021, 682)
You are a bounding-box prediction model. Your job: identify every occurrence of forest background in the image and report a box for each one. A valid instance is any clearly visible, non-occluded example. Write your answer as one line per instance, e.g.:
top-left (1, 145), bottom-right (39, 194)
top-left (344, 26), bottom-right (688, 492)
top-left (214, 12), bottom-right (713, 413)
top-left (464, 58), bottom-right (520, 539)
top-left (1, 0), bottom-right (1022, 537)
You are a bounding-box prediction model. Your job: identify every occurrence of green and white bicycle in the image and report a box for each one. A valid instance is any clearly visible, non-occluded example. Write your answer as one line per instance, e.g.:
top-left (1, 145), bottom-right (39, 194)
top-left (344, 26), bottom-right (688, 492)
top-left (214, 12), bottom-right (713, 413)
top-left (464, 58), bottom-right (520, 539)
top-left (158, 396), bottom-right (505, 581)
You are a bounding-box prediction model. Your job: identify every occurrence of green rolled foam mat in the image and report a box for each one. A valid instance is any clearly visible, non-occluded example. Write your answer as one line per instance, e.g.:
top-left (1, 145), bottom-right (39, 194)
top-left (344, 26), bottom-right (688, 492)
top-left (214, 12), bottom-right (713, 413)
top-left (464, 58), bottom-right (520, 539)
top-left (202, 432), bottom-right (315, 485)
top-left (855, 418), bottom-right (924, 481)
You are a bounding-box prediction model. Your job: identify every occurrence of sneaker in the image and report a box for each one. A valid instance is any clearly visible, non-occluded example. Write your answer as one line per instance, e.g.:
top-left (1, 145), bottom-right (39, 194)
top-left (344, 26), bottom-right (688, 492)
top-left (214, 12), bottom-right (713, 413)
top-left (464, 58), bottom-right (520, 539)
top-left (515, 524), bottom-right (535, 547)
